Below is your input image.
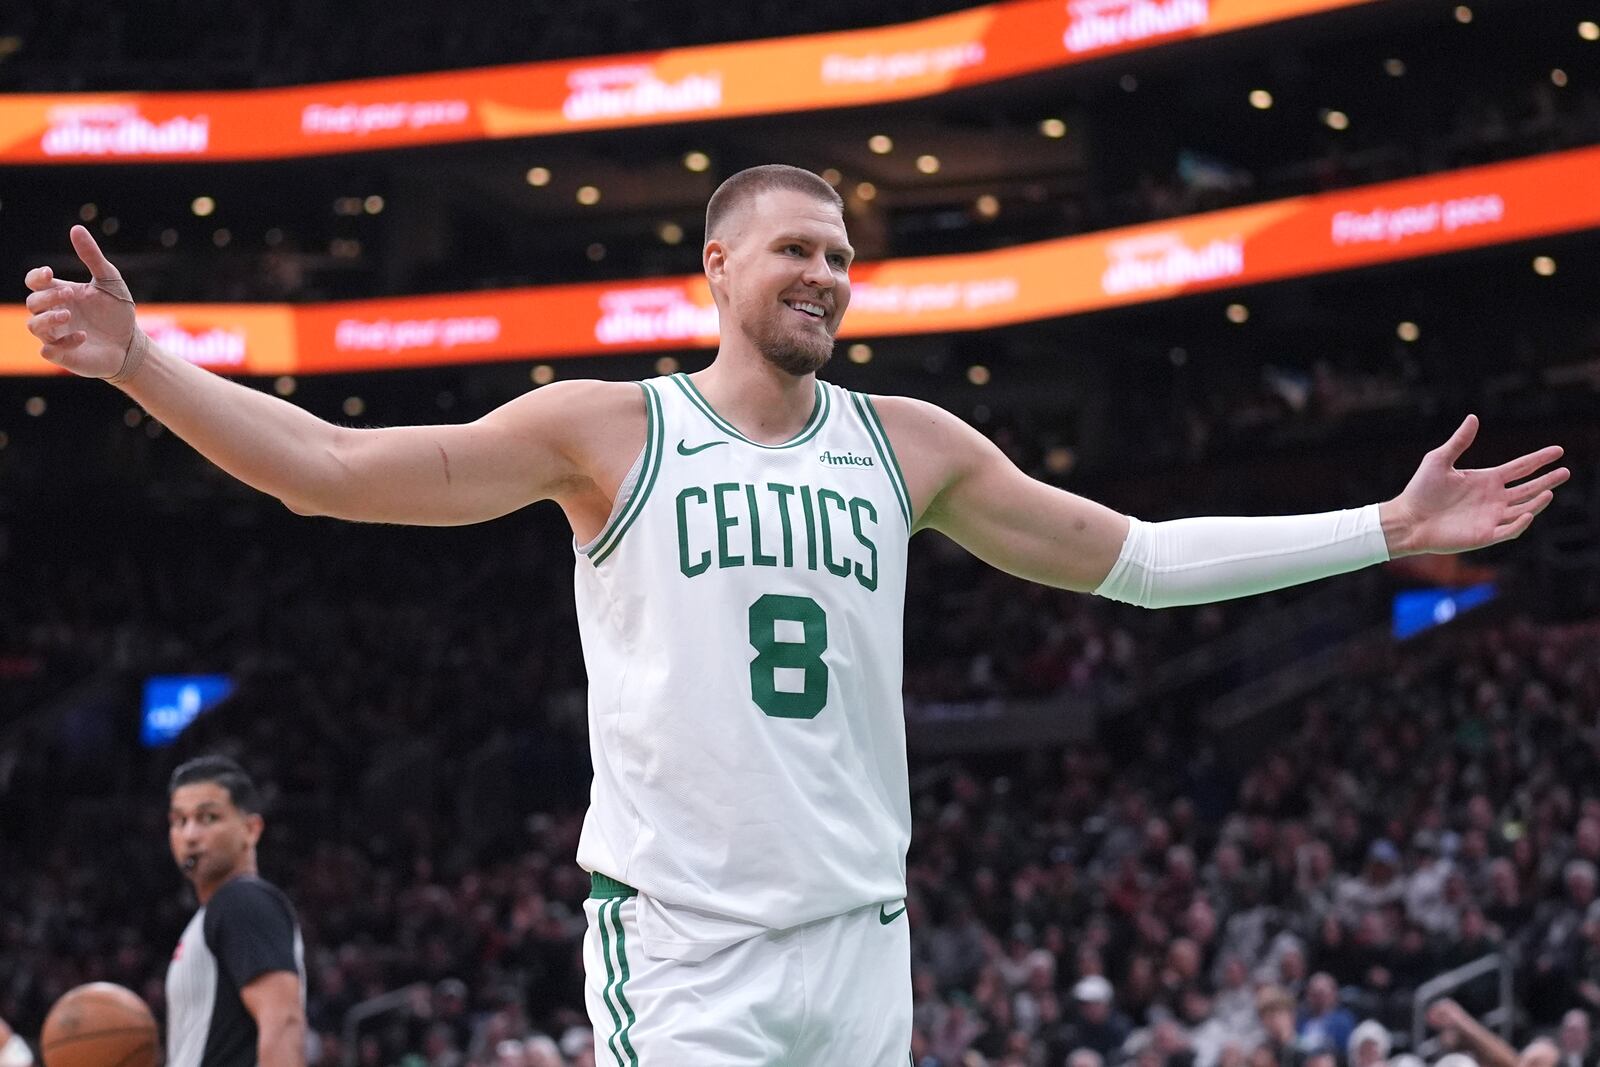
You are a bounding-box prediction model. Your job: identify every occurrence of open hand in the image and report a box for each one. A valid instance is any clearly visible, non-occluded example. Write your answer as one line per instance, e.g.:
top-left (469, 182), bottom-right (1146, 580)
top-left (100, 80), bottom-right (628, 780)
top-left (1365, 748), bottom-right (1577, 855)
top-left (23, 225), bottom-right (138, 379)
top-left (1383, 415), bottom-right (1568, 556)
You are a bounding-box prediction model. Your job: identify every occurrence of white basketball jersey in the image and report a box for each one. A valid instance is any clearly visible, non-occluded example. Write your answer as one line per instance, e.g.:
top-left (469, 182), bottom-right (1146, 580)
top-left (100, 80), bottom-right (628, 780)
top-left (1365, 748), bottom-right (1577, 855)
top-left (574, 373), bottom-right (912, 939)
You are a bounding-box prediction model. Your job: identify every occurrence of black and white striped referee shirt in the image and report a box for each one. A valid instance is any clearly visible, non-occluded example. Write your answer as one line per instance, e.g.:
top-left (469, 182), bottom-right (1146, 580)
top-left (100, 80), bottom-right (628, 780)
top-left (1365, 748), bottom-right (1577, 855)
top-left (165, 876), bottom-right (305, 1067)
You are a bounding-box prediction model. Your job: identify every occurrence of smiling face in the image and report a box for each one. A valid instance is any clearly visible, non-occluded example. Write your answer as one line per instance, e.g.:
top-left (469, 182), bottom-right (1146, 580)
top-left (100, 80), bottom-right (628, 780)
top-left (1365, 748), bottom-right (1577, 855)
top-left (705, 187), bottom-right (854, 378)
top-left (168, 781), bottom-right (261, 898)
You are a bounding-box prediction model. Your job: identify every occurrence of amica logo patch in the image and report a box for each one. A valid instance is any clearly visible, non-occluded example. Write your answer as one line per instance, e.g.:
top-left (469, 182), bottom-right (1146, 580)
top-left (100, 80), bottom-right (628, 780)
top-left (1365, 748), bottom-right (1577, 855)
top-left (818, 450), bottom-right (874, 468)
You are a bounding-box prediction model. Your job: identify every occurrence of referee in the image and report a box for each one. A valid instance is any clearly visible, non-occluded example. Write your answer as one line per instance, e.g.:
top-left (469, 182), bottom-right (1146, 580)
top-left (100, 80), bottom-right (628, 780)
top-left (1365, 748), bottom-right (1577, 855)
top-left (165, 756), bottom-right (306, 1067)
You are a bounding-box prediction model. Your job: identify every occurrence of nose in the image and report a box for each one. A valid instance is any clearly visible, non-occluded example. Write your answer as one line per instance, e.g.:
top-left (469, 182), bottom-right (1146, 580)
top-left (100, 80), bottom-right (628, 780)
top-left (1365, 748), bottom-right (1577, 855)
top-left (800, 250), bottom-right (834, 289)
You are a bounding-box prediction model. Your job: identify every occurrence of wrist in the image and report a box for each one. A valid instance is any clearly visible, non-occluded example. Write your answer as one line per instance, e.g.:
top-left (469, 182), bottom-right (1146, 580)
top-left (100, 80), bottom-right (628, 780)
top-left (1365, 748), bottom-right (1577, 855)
top-left (1379, 498), bottom-right (1418, 558)
top-left (106, 327), bottom-right (152, 387)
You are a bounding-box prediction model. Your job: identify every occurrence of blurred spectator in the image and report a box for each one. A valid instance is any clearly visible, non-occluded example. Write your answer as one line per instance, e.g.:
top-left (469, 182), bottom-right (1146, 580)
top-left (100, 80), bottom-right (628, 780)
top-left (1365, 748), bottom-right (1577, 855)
top-left (1296, 973), bottom-right (1355, 1057)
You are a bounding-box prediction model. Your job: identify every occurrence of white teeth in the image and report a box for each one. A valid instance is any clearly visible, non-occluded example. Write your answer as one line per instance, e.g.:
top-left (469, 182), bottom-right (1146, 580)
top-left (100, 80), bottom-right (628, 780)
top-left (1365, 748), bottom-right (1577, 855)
top-left (786, 300), bottom-right (825, 317)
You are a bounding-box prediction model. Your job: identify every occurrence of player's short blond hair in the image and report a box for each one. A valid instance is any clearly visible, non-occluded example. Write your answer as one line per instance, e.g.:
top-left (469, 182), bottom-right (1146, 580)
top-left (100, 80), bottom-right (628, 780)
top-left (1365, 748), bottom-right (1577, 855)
top-left (705, 165), bottom-right (842, 240)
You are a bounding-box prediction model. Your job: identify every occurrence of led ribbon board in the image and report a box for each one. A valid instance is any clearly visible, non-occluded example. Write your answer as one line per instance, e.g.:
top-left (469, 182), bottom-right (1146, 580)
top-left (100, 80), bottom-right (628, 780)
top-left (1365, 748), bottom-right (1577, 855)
top-left (0, 0), bottom-right (1381, 162)
top-left (4, 147), bottom-right (1597, 375)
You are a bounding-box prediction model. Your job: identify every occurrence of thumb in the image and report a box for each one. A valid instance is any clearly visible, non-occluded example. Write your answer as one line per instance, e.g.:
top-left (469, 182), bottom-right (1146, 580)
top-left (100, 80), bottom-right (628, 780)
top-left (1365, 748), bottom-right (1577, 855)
top-left (70, 224), bottom-right (122, 282)
top-left (1435, 414), bottom-right (1478, 466)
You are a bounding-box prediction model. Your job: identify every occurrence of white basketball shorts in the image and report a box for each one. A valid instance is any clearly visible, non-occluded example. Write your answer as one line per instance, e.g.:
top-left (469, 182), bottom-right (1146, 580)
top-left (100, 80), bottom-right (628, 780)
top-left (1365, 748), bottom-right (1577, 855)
top-left (583, 875), bottom-right (912, 1066)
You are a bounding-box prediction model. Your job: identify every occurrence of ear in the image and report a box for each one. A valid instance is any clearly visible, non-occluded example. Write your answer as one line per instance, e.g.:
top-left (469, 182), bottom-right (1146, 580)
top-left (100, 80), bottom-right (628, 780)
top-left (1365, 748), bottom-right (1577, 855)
top-left (243, 812), bottom-right (265, 847)
top-left (703, 238), bottom-right (727, 281)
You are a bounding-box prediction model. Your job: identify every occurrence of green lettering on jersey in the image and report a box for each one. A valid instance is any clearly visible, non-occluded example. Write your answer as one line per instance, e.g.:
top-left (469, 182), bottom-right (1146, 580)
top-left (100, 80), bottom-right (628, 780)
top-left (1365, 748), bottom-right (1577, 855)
top-left (713, 482), bottom-right (745, 569)
top-left (768, 482), bottom-right (796, 568)
top-left (676, 487), bottom-right (710, 577)
top-left (816, 489), bottom-right (852, 579)
top-left (745, 484), bottom-right (778, 567)
top-left (850, 497), bottom-right (879, 592)
top-left (799, 486), bottom-right (818, 572)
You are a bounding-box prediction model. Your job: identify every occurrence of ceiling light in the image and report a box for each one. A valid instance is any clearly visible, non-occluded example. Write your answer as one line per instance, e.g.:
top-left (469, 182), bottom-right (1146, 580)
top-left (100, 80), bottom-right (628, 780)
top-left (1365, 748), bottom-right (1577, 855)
top-left (821, 168), bottom-right (842, 185)
top-left (657, 221), bottom-right (685, 245)
top-left (342, 397), bottom-right (365, 417)
top-left (655, 357), bottom-right (680, 375)
top-left (364, 195), bottom-right (384, 214)
top-left (966, 365), bottom-right (991, 385)
top-left (1397, 321), bottom-right (1420, 342)
top-left (974, 194), bottom-right (1000, 219)
top-left (1551, 69), bottom-right (1568, 87)
top-left (848, 343), bottom-right (872, 364)
top-left (1119, 74), bottom-right (1138, 92)
top-left (123, 408), bottom-right (143, 428)
top-left (274, 376), bottom-right (297, 396)
top-left (25, 396), bottom-right (45, 416)
top-left (160, 229), bottom-right (178, 248)
top-left (531, 365), bottom-right (555, 385)
top-left (1533, 256), bottom-right (1557, 276)
top-left (576, 185), bottom-right (601, 206)
top-left (265, 228), bottom-right (284, 246)
top-left (1039, 118), bottom-right (1067, 138)
top-left (1226, 303), bottom-right (1249, 324)
top-left (212, 228), bottom-right (231, 248)
top-left (586, 242), bottom-right (606, 261)
top-left (915, 154), bottom-right (940, 174)
top-left (525, 166), bottom-right (551, 186)
top-left (1384, 58), bottom-right (1406, 77)
top-left (1454, 5), bottom-right (1472, 23)
top-left (855, 181), bottom-right (877, 202)
top-left (683, 150), bottom-right (710, 172)
top-left (78, 203), bottom-right (97, 221)
top-left (1580, 21), bottom-right (1599, 41)
top-left (191, 196), bottom-right (215, 217)
top-left (1323, 109), bottom-right (1350, 130)
top-left (1249, 89), bottom-right (1273, 110)
top-left (101, 218), bottom-right (119, 236)
top-left (868, 134), bottom-right (893, 154)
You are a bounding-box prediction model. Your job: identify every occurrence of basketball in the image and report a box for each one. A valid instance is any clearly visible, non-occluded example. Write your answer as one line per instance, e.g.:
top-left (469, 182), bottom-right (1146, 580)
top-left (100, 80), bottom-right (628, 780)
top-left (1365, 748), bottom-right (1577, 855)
top-left (39, 983), bottom-right (159, 1067)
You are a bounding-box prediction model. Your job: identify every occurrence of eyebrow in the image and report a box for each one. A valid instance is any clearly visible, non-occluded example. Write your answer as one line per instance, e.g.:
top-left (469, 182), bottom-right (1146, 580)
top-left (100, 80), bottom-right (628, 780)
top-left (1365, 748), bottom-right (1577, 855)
top-left (774, 233), bottom-right (855, 259)
top-left (169, 801), bottom-right (225, 815)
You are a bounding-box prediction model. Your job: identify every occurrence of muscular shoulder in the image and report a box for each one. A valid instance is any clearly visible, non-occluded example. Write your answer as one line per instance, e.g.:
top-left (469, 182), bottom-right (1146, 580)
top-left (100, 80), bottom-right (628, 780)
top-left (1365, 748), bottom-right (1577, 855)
top-left (484, 378), bottom-right (647, 486)
top-left (489, 378), bottom-right (644, 443)
top-left (849, 393), bottom-right (985, 528)
top-left (865, 394), bottom-right (967, 449)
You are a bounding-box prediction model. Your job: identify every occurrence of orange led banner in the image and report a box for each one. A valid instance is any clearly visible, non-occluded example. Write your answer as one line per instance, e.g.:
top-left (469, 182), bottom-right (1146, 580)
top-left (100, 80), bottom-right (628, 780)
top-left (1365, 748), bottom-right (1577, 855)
top-left (0, 0), bottom-right (1378, 163)
top-left (4, 148), bottom-right (1597, 376)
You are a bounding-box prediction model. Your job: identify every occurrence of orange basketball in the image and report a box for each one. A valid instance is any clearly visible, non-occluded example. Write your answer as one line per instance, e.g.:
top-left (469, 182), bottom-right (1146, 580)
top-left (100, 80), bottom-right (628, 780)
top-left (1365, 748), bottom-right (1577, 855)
top-left (40, 983), bottom-right (159, 1067)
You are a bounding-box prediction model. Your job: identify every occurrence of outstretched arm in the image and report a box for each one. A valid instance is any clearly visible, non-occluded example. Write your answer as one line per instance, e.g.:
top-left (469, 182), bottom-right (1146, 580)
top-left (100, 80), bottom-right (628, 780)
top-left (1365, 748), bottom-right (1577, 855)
top-left (1426, 998), bottom-right (1519, 1067)
top-left (23, 227), bottom-right (638, 525)
top-left (875, 396), bottom-right (1566, 604)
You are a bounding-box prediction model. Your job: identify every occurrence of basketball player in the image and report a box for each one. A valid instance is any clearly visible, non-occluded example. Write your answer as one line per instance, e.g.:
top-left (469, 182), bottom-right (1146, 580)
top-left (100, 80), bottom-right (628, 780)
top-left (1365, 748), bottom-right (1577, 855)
top-left (23, 166), bottom-right (1566, 1064)
top-left (165, 756), bottom-right (306, 1067)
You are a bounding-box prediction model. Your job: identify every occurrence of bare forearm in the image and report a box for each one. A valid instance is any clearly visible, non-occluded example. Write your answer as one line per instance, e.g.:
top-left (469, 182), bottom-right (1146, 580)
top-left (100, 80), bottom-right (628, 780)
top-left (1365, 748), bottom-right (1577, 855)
top-left (116, 339), bottom-right (345, 513)
top-left (1447, 1013), bottom-right (1518, 1067)
top-left (255, 1015), bottom-right (306, 1067)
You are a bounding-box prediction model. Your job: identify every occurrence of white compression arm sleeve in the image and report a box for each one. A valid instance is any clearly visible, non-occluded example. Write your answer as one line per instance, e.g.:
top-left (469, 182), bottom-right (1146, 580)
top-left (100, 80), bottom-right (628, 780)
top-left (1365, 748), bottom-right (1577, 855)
top-left (1092, 504), bottom-right (1390, 609)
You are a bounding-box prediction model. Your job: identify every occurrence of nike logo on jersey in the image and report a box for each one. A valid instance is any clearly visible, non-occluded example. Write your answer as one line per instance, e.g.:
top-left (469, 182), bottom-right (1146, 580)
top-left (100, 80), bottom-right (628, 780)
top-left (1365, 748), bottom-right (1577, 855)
top-left (677, 439), bottom-right (727, 456)
top-left (879, 902), bottom-right (907, 925)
